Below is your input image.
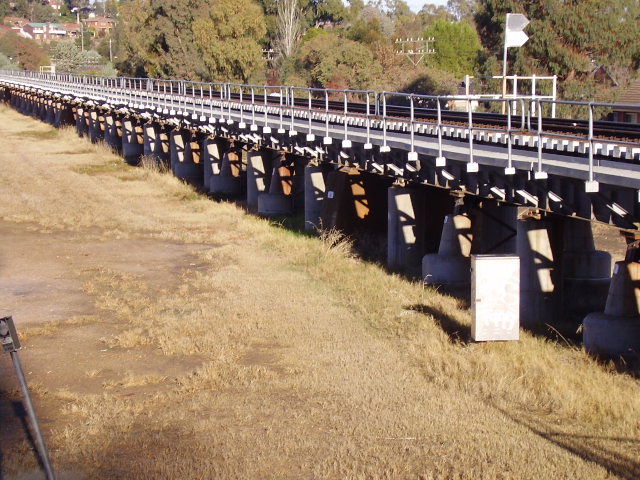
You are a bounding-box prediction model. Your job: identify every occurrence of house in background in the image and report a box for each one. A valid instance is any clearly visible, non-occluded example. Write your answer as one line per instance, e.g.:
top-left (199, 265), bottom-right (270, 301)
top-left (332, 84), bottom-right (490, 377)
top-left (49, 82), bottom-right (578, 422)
top-left (611, 79), bottom-right (640, 124)
top-left (83, 16), bottom-right (116, 37)
top-left (62, 23), bottom-right (81, 39)
top-left (22, 22), bottom-right (66, 41)
top-left (46, 0), bottom-right (63, 13)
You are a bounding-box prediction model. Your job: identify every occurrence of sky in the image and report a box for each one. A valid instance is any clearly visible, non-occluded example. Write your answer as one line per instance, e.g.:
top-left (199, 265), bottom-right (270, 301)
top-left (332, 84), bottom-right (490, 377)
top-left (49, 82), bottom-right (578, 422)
top-left (406, 0), bottom-right (448, 12)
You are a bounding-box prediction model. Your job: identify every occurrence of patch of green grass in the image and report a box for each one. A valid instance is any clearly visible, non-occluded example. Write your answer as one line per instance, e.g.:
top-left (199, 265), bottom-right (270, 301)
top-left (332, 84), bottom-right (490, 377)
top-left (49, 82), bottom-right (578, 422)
top-left (73, 162), bottom-right (131, 176)
top-left (16, 128), bottom-right (59, 140)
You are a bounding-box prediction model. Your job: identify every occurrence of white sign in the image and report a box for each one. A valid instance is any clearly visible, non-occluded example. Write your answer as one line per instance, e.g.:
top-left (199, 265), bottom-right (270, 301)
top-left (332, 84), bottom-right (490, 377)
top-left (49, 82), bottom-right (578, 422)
top-left (505, 13), bottom-right (530, 48)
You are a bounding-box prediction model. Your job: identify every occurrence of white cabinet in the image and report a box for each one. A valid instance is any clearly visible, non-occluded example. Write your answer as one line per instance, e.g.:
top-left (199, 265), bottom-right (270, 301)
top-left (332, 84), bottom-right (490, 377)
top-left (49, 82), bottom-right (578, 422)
top-left (471, 255), bottom-right (520, 341)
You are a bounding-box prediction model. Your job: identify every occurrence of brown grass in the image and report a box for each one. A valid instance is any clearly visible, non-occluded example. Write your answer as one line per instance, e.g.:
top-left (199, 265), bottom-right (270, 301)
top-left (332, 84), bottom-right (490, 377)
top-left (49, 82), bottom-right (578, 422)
top-left (0, 104), bottom-right (639, 479)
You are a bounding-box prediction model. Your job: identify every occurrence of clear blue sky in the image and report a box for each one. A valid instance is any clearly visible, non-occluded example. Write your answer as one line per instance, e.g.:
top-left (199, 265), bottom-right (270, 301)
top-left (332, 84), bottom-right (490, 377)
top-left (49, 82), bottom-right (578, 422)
top-left (406, 1), bottom-right (448, 12)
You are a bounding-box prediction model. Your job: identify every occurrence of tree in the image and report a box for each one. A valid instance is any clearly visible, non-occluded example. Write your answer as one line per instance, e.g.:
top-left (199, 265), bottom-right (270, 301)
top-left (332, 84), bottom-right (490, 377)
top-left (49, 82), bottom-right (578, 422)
top-left (274, 0), bottom-right (303, 59)
top-left (192, 0), bottom-right (267, 83)
top-left (295, 32), bottom-right (382, 90)
top-left (113, 0), bottom-right (154, 77)
top-left (446, 0), bottom-right (478, 23)
top-left (475, 0), bottom-right (640, 100)
top-left (418, 4), bottom-right (453, 26)
top-left (145, 0), bottom-right (207, 80)
top-left (315, 0), bottom-right (347, 23)
top-left (0, 52), bottom-right (20, 69)
top-left (51, 41), bottom-right (86, 72)
top-left (0, 31), bottom-right (49, 70)
top-left (424, 19), bottom-right (483, 78)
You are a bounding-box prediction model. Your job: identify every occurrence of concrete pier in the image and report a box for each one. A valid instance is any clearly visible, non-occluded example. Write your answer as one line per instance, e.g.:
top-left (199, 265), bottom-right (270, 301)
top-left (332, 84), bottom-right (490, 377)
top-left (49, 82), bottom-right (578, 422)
top-left (122, 117), bottom-right (144, 164)
top-left (584, 245), bottom-right (640, 357)
top-left (143, 122), bottom-right (170, 168)
top-left (304, 163), bottom-right (330, 231)
top-left (202, 136), bottom-right (225, 193)
top-left (561, 217), bottom-right (611, 324)
top-left (320, 170), bottom-right (390, 235)
top-left (472, 201), bottom-right (518, 254)
top-left (88, 109), bottom-right (103, 143)
top-left (247, 148), bottom-right (274, 212)
top-left (517, 217), bottom-right (558, 328)
top-left (44, 98), bottom-right (55, 125)
top-left (387, 185), bottom-right (426, 271)
top-left (170, 129), bottom-right (203, 185)
top-left (75, 106), bottom-right (88, 137)
top-left (104, 113), bottom-right (123, 152)
top-left (209, 146), bottom-right (245, 196)
top-left (258, 151), bottom-right (293, 216)
top-left (423, 214), bottom-right (473, 285)
top-left (53, 102), bottom-right (74, 128)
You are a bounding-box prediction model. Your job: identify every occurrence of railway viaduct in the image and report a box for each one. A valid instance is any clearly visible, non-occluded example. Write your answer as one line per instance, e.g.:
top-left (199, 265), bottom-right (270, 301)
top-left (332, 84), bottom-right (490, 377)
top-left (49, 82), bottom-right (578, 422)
top-left (1, 70), bottom-right (639, 357)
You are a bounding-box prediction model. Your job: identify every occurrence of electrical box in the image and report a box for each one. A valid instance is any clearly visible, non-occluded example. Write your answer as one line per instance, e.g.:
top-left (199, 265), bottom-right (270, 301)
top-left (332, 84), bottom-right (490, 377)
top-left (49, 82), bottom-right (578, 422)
top-left (471, 255), bottom-right (520, 342)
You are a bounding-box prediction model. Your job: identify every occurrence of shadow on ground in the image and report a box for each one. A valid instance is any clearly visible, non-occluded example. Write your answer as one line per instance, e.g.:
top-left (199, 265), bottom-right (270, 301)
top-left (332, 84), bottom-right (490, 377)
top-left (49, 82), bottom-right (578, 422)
top-left (496, 405), bottom-right (640, 480)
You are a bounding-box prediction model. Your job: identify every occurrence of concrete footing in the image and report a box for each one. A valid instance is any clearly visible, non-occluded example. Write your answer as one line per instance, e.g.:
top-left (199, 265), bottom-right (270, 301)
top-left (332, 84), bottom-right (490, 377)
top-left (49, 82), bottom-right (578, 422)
top-left (584, 259), bottom-right (640, 357)
top-left (88, 109), bottom-right (104, 143)
top-left (423, 214), bottom-right (472, 285)
top-left (105, 114), bottom-right (122, 152)
top-left (561, 218), bottom-right (611, 323)
top-left (258, 152), bottom-right (293, 216)
top-left (170, 129), bottom-right (203, 185)
top-left (517, 217), bottom-right (557, 327)
top-left (209, 150), bottom-right (245, 196)
top-left (304, 164), bottom-right (329, 231)
top-left (122, 117), bottom-right (143, 164)
top-left (247, 148), bottom-right (273, 212)
top-left (143, 122), bottom-right (170, 168)
top-left (388, 185), bottom-right (426, 271)
top-left (75, 107), bottom-right (88, 137)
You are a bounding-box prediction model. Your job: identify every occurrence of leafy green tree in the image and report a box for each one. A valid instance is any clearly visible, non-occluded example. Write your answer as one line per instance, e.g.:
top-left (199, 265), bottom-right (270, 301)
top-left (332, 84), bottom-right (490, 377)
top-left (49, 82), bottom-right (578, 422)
top-left (315, 0), bottom-right (347, 23)
top-left (424, 19), bottom-right (483, 78)
top-left (0, 0), bottom-right (11, 21)
top-left (192, 0), bottom-right (267, 83)
top-left (446, 0), bottom-right (478, 23)
top-left (0, 52), bottom-right (20, 69)
top-left (50, 41), bottom-right (86, 72)
top-left (31, 3), bottom-right (56, 22)
top-left (0, 31), bottom-right (48, 69)
top-left (418, 4), bottom-right (453, 26)
top-left (295, 32), bottom-right (382, 90)
top-left (346, 16), bottom-right (385, 46)
top-left (145, 0), bottom-right (207, 80)
top-left (113, 0), bottom-right (153, 77)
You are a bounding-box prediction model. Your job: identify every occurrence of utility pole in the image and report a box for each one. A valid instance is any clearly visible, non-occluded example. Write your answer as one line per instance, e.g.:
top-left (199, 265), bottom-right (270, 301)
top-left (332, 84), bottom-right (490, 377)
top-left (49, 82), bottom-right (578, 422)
top-left (394, 37), bottom-right (435, 67)
top-left (109, 38), bottom-right (112, 63)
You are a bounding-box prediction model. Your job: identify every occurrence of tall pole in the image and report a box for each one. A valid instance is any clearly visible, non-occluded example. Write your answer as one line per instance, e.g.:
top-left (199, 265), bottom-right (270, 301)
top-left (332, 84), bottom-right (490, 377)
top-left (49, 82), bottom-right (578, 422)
top-left (502, 39), bottom-right (508, 114)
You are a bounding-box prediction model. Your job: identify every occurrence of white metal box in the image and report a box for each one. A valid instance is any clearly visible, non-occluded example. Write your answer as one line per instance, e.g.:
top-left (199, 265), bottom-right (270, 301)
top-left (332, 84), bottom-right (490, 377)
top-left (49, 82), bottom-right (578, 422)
top-left (471, 254), bottom-right (520, 341)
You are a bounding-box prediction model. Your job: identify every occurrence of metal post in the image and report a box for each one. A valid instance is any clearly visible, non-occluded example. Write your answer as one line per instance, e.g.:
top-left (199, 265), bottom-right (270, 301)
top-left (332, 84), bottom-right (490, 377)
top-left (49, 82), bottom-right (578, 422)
top-left (501, 40), bottom-right (508, 114)
top-left (588, 103), bottom-right (594, 182)
top-left (1, 316), bottom-right (56, 480)
top-left (552, 76), bottom-right (557, 118)
top-left (11, 351), bottom-right (56, 480)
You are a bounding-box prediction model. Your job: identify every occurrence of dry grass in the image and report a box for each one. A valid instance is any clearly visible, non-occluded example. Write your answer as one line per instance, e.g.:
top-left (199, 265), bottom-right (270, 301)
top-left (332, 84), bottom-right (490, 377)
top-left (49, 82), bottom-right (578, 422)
top-left (0, 104), bottom-right (639, 479)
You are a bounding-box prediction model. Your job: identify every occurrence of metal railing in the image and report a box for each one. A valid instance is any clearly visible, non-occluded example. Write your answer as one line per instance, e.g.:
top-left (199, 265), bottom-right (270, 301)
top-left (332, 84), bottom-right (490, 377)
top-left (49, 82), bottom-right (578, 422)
top-left (1, 70), bottom-right (638, 187)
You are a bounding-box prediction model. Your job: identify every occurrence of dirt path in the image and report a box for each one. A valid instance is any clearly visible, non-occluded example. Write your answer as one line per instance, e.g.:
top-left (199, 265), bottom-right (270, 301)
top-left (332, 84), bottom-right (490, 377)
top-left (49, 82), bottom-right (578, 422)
top-left (0, 105), bottom-right (638, 479)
